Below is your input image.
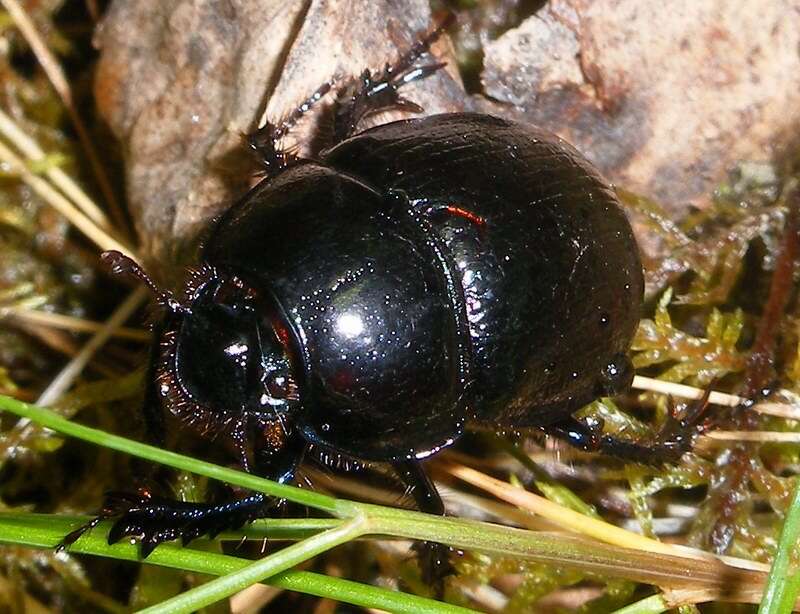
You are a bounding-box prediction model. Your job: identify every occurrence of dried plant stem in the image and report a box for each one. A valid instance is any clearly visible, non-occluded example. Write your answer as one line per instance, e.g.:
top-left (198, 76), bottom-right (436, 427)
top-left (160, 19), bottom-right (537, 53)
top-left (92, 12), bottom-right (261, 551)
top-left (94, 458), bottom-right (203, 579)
top-left (705, 431), bottom-right (800, 443)
top-left (310, 466), bottom-right (556, 530)
top-left (0, 0), bottom-right (128, 236)
top-left (0, 139), bottom-right (134, 255)
top-left (4, 308), bottom-right (150, 342)
top-left (443, 462), bottom-right (769, 574)
top-left (0, 107), bottom-right (111, 231)
top-left (36, 287), bottom-right (148, 406)
top-left (632, 375), bottom-right (741, 406)
top-left (632, 375), bottom-right (800, 420)
top-left (228, 585), bottom-right (282, 614)
top-left (13, 320), bottom-right (80, 358)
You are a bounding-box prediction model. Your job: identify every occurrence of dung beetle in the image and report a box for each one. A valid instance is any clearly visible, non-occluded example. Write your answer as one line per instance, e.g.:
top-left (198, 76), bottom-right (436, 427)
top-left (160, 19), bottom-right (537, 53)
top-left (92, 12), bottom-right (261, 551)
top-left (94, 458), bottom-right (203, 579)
top-left (61, 16), bottom-right (702, 586)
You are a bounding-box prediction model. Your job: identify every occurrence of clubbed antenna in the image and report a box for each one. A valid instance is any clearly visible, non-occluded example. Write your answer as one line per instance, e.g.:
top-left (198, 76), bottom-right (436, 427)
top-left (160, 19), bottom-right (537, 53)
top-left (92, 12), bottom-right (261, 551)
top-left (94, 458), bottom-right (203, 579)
top-left (101, 250), bottom-right (189, 315)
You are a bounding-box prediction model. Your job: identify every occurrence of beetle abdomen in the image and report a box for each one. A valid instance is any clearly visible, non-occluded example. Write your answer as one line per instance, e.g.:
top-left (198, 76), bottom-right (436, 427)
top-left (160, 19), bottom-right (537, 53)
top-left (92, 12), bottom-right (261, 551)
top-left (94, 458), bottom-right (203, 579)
top-left (324, 113), bottom-right (644, 426)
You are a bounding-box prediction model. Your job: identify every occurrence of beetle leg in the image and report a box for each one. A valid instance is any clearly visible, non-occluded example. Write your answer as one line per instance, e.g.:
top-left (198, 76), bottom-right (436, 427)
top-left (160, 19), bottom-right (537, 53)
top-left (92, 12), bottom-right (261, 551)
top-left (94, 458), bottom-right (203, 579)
top-left (57, 434), bottom-right (307, 556)
top-left (332, 13), bottom-right (454, 143)
top-left (546, 391), bottom-right (712, 465)
top-left (57, 490), bottom-right (272, 557)
top-left (393, 460), bottom-right (459, 596)
top-left (545, 414), bottom-right (605, 453)
top-left (248, 81), bottom-right (333, 176)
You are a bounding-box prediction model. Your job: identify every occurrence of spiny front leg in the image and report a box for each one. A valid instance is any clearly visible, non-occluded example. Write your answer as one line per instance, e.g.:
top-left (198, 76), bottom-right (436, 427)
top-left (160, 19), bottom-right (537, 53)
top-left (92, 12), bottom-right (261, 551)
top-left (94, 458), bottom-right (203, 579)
top-left (58, 490), bottom-right (271, 557)
top-left (248, 14), bottom-right (453, 172)
top-left (332, 13), bottom-right (454, 143)
top-left (58, 433), bottom-right (307, 556)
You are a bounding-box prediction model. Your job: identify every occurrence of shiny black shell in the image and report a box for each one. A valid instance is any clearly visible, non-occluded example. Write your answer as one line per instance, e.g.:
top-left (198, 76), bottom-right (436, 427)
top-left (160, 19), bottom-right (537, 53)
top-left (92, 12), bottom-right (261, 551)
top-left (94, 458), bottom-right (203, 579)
top-left (205, 113), bottom-right (644, 462)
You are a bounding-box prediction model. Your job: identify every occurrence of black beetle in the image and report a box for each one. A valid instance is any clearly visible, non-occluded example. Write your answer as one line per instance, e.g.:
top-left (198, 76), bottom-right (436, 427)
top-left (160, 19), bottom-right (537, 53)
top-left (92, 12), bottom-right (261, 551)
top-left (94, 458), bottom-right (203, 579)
top-left (61, 17), bottom-right (701, 586)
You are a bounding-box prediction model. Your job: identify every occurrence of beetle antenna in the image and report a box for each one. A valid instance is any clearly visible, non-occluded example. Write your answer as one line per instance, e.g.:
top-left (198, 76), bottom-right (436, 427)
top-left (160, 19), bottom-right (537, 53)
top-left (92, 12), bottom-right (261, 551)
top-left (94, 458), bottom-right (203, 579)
top-left (101, 250), bottom-right (189, 315)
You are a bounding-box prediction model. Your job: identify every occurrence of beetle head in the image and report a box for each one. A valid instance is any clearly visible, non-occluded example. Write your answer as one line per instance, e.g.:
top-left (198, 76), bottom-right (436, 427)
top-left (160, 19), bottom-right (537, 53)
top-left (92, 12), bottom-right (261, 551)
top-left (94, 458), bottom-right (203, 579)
top-left (169, 272), bottom-right (301, 421)
top-left (102, 251), bottom-right (302, 442)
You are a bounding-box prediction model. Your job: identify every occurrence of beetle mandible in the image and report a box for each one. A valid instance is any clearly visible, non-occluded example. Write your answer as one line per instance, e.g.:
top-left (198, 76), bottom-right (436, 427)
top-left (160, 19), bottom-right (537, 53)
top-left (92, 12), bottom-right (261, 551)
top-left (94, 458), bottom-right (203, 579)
top-left (61, 16), bottom-right (702, 585)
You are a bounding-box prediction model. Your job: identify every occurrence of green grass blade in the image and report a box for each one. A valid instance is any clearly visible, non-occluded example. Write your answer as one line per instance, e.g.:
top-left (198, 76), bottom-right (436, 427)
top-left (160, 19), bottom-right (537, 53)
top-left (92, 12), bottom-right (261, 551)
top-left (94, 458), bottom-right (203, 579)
top-left (137, 517), bottom-right (367, 614)
top-left (759, 480), bottom-right (800, 614)
top-left (611, 594), bottom-right (669, 614)
top-left (0, 512), bottom-right (477, 614)
top-left (0, 394), bottom-right (339, 514)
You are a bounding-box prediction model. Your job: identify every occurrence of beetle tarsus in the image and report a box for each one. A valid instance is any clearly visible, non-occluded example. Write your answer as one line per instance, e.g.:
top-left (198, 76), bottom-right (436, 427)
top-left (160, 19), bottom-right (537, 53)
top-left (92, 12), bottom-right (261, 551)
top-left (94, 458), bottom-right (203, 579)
top-left (332, 16), bottom-right (452, 142)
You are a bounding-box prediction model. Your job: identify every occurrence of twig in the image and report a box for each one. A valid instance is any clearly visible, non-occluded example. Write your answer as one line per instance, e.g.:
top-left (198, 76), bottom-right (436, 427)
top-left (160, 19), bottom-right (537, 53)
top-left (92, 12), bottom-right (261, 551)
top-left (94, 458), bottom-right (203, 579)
top-left (740, 182), bottom-right (800, 404)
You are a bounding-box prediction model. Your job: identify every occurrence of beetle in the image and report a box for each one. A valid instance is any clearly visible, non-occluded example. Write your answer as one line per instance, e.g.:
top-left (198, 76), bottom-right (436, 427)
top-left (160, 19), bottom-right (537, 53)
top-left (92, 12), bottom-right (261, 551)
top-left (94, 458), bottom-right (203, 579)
top-left (60, 16), bottom-right (703, 586)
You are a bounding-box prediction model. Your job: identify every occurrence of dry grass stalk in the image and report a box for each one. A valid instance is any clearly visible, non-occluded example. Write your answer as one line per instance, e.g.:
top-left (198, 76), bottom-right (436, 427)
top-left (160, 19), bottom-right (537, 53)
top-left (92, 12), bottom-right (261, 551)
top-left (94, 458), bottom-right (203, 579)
top-left (0, 107), bottom-right (112, 232)
top-left (4, 308), bottom-right (150, 342)
top-left (36, 287), bottom-right (147, 405)
top-left (632, 375), bottom-right (800, 419)
top-left (0, 139), bottom-right (133, 255)
top-left (0, 0), bottom-right (128, 235)
top-left (443, 462), bottom-right (770, 573)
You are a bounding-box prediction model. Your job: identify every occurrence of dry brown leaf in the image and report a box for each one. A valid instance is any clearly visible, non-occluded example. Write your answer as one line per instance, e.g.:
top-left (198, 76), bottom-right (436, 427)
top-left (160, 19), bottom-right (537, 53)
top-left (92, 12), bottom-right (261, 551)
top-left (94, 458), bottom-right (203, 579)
top-left (94, 0), bottom-right (467, 272)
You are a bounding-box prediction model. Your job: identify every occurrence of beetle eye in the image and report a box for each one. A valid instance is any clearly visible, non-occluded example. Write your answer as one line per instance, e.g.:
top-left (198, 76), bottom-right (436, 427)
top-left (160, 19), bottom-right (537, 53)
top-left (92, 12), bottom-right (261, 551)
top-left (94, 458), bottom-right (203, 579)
top-left (173, 302), bottom-right (261, 410)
